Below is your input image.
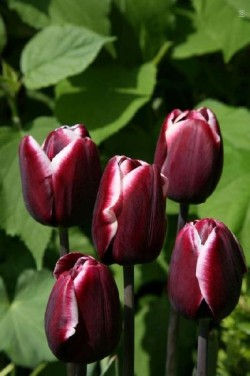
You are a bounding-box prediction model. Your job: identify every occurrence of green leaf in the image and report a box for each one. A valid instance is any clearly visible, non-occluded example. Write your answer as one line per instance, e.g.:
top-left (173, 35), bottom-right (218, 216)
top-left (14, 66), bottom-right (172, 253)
top-left (0, 117), bottom-right (59, 269)
top-left (0, 231), bottom-right (35, 299)
top-left (21, 25), bottom-right (114, 89)
top-left (55, 62), bottom-right (157, 144)
top-left (0, 61), bottom-right (21, 97)
top-left (135, 295), bottom-right (196, 376)
top-left (7, 0), bottom-right (50, 29)
top-left (113, 0), bottom-right (175, 60)
top-left (100, 356), bottom-right (119, 376)
top-left (173, 0), bottom-right (250, 62)
top-left (196, 99), bottom-right (250, 264)
top-left (49, 0), bottom-right (111, 36)
top-left (0, 269), bottom-right (55, 367)
top-left (225, 0), bottom-right (250, 19)
top-left (0, 277), bottom-right (9, 319)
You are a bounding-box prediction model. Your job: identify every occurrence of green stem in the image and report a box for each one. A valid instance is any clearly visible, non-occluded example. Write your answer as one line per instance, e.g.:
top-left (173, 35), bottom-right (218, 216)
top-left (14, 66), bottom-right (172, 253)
top-left (165, 203), bottom-right (189, 376)
top-left (152, 41), bottom-right (172, 66)
top-left (67, 364), bottom-right (87, 376)
top-left (6, 94), bottom-right (22, 131)
top-left (123, 265), bottom-right (134, 376)
top-left (58, 228), bottom-right (87, 376)
top-left (58, 227), bottom-right (69, 256)
top-left (197, 319), bottom-right (210, 376)
top-left (0, 363), bottom-right (15, 376)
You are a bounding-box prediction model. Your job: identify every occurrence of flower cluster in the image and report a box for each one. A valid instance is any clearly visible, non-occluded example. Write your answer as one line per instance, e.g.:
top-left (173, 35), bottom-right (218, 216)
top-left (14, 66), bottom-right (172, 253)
top-left (18, 107), bottom-right (247, 368)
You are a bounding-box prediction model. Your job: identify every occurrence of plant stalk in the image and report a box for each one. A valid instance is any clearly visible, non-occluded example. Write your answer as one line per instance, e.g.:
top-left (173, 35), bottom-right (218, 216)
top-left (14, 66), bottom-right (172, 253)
top-left (123, 265), bottom-right (134, 376)
top-left (197, 319), bottom-right (210, 376)
top-left (6, 95), bottom-right (22, 131)
top-left (67, 363), bottom-right (87, 376)
top-left (58, 227), bottom-right (70, 256)
top-left (165, 203), bottom-right (189, 376)
top-left (58, 228), bottom-right (87, 376)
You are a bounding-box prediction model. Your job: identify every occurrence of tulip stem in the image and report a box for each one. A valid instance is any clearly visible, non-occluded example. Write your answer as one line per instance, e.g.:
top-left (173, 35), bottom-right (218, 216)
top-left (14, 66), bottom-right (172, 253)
top-left (59, 227), bottom-right (70, 256)
top-left (59, 227), bottom-right (82, 376)
top-left (197, 319), bottom-right (210, 376)
top-left (67, 363), bottom-right (87, 376)
top-left (123, 264), bottom-right (134, 376)
top-left (165, 203), bottom-right (189, 376)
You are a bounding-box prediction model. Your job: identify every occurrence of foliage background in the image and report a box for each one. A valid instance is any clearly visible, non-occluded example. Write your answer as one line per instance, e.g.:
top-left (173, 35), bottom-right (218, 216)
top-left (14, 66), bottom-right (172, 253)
top-left (0, 0), bottom-right (250, 375)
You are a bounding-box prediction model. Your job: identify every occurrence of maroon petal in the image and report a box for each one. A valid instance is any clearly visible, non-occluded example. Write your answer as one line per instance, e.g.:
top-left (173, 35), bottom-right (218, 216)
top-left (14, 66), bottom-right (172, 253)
top-left (168, 224), bottom-right (203, 319)
top-left (92, 156), bottom-right (122, 259)
top-left (112, 164), bottom-right (167, 264)
top-left (161, 118), bottom-right (221, 203)
top-left (43, 127), bottom-right (79, 160)
top-left (52, 138), bottom-right (100, 226)
top-left (19, 136), bottom-right (54, 225)
top-left (45, 272), bottom-right (79, 361)
top-left (196, 223), bottom-right (247, 320)
top-left (54, 252), bottom-right (84, 279)
top-left (71, 124), bottom-right (90, 138)
top-left (73, 259), bottom-right (121, 363)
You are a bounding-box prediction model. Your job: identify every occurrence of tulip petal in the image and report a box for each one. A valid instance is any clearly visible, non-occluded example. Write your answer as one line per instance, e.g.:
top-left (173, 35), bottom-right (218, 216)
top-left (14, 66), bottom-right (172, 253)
top-left (92, 157), bottom-right (122, 259)
top-left (51, 138), bottom-right (100, 226)
top-left (42, 127), bottom-right (79, 160)
top-left (45, 272), bottom-right (79, 360)
top-left (162, 118), bottom-right (221, 203)
top-left (71, 124), bottom-right (90, 138)
top-left (168, 224), bottom-right (203, 319)
top-left (54, 252), bottom-right (84, 279)
top-left (19, 136), bottom-right (54, 225)
top-left (197, 107), bottom-right (221, 141)
top-left (196, 224), bottom-right (246, 320)
top-left (112, 164), bottom-right (166, 264)
top-left (73, 260), bottom-right (121, 363)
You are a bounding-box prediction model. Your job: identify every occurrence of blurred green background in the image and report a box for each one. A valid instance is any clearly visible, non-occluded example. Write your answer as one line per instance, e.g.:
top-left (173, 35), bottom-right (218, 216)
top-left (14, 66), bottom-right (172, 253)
top-left (0, 0), bottom-right (250, 375)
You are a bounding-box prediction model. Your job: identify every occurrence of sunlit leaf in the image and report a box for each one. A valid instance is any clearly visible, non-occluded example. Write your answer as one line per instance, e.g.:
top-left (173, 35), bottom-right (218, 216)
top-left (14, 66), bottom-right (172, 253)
top-left (21, 25), bottom-right (113, 89)
top-left (173, 0), bottom-right (250, 62)
top-left (55, 63), bottom-right (156, 144)
top-left (0, 269), bottom-right (55, 367)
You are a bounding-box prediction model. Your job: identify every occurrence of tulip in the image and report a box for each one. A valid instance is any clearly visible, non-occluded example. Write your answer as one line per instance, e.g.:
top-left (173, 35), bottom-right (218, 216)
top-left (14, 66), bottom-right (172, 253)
top-left (19, 124), bottom-right (101, 227)
top-left (45, 252), bottom-right (121, 363)
top-left (168, 218), bottom-right (247, 321)
top-left (154, 107), bottom-right (223, 204)
top-left (92, 155), bottom-right (168, 265)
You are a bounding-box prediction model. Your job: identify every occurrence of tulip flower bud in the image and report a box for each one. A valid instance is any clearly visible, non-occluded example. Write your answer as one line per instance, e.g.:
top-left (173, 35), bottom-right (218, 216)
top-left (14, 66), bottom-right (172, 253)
top-left (19, 124), bottom-right (102, 227)
top-left (168, 219), bottom-right (247, 321)
top-left (92, 155), bottom-right (168, 265)
top-left (45, 252), bottom-right (121, 363)
top-left (154, 107), bottom-right (223, 204)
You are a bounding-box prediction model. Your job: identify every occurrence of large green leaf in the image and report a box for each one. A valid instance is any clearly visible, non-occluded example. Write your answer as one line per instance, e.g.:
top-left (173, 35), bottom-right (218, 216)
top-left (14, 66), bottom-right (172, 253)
top-left (7, 0), bottom-right (50, 29)
top-left (0, 269), bottom-right (55, 367)
top-left (7, 0), bottom-right (112, 35)
top-left (0, 117), bottom-right (59, 269)
top-left (21, 25), bottom-right (113, 89)
top-left (173, 0), bottom-right (250, 62)
top-left (135, 295), bottom-right (196, 376)
top-left (49, 0), bottom-right (111, 36)
top-left (196, 99), bottom-right (250, 264)
top-left (225, 0), bottom-right (250, 19)
top-left (55, 62), bottom-right (156, 144)
top-left (113, 0), bottom-right (175, 61)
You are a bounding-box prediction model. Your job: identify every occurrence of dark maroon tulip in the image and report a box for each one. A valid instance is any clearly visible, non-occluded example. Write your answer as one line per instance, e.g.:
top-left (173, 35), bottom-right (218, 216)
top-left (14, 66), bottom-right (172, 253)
top-left (19, 124), bottom-right (101, 227)
top-left (168, 218), bottom-right (247, 321)
top-left (154, 107), bottom-right (223, 204)
top-left (92, 155), bottom-right (168, 265)
top-left (45, 252), bottom-right (121, 363)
